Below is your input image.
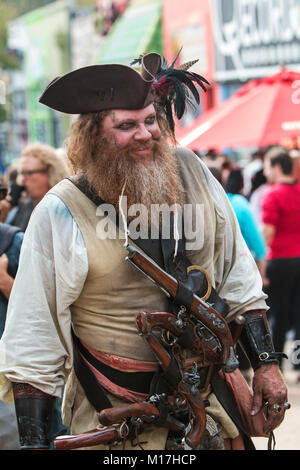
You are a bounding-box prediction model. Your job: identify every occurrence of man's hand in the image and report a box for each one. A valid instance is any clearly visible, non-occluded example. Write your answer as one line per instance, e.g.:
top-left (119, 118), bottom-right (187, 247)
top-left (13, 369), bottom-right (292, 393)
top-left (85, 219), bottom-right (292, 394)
top-left (0, 254), bottom-right (13, 299)
top-left (251, 363), bottom-right (288, 434)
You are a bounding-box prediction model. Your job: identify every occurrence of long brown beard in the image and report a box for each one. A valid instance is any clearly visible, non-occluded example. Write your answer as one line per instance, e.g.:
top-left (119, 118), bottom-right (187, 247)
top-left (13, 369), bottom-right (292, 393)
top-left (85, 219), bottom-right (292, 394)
top-left (84, 136), bottom-right (184, 219)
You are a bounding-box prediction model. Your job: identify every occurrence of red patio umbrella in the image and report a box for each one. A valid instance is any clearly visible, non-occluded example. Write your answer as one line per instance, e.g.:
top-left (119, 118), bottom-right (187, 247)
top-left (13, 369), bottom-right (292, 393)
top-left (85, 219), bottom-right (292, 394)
top-left (178, 69), bottom-right (300, 150)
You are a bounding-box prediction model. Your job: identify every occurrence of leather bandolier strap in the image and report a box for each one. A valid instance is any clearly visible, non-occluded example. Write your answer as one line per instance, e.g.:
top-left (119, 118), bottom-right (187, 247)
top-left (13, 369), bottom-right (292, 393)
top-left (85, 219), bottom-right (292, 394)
top-left (71, 328), bottom-right (155, 411)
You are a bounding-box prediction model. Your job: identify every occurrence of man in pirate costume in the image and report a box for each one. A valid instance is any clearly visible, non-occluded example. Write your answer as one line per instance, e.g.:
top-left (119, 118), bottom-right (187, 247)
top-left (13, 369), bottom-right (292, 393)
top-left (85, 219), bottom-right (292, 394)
top-left (0, 53), bottom-right (288, 450)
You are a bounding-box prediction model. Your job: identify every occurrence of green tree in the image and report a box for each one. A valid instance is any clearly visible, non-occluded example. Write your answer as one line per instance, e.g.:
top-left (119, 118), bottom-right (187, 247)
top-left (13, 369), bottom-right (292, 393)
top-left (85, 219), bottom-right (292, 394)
top-left (76, 0), bottom-right (97, 6)
top-left (5, 1), bottom-right (97, 16)
top-left (0, 1), bottom-right (19, 69)
top-left (0, 1), bottom-right (19, 122)
top-left (5, 0), bottom-right (56, 16)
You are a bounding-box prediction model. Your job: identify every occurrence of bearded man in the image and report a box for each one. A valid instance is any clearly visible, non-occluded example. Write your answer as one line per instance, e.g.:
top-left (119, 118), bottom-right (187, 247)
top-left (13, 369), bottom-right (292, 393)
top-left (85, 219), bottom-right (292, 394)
top-left (0, 53), bottom-right (288, 451)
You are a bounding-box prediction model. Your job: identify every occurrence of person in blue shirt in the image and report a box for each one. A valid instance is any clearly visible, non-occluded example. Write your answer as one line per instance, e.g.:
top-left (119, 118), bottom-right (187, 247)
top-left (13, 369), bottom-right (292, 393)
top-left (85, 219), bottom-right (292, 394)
top-left (225, 169), bottom-right (267, 267)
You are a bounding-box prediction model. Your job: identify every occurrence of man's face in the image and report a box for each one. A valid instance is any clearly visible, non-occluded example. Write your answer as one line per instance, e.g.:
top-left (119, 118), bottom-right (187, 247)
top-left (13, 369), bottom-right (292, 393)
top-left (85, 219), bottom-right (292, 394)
top-left (19, 156), bottom-right (50, 200)
top-left (101, 104), bottom-right (162, 165)
top-left (67, 104), bottom-right (183, 214)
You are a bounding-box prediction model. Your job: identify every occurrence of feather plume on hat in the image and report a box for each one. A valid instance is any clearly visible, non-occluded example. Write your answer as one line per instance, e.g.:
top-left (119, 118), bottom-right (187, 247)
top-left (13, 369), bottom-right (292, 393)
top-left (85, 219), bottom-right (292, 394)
top-left (131, 51), bottom-right (209, 134)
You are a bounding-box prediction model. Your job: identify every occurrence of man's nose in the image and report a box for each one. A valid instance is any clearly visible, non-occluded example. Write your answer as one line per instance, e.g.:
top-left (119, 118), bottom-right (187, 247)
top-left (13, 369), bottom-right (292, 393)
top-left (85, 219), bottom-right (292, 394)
top-left (134, 124), bottom-right (152, 141)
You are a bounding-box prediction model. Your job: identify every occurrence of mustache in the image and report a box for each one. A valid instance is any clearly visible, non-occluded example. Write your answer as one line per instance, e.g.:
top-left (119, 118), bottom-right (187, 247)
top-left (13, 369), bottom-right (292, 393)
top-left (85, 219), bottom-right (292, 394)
top-left (119, 140), bottom-right (159, 153)
top-left (81, 133), bottom-right (184, 215)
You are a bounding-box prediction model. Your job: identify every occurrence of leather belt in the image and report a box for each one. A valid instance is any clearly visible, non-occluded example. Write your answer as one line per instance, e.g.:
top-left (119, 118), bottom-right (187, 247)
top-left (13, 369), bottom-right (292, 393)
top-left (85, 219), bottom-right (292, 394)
top-left (72, 329), bottom-right (155, 394)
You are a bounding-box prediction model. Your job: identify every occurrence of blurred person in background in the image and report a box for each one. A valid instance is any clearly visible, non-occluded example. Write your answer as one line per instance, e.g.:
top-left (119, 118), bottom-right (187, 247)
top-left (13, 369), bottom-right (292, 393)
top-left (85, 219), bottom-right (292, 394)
top-left (0, 145), bottom-right (70, 444)
top-left (220, 156), bottom-right (235, 187)
top-left (249, 147), bottom-right (286, 228)
top-left (0, 188), bottom-right (23, 336)
top-left (207, 165), bottom-right (223, 184)
top-left (201, 148), bottom-right (219, 166)
top-left (262, 149), bottom-right (300, 381)
top-left (243, 150), bottom-right (265, 198)
top-left (0, 167), bottom-right (25, 225)
top-left (7, 142), bottom-right (69, 232)
top-left (201, 150), bottom-right (235, 188)
top-left (225, 169), bottom-right (267, 283)
top-left (289, 148), bottom-right (300, 182)
top-left (0, 185), bottom-right (23, 450)
top-left (249, 169), bottom-right (269, 227)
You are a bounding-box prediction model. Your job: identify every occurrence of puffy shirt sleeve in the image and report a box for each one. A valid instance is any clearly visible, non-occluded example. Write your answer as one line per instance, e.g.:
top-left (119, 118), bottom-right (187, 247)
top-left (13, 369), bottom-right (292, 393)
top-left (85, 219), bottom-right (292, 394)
top-left (0, 194), bottom-right (88, 402)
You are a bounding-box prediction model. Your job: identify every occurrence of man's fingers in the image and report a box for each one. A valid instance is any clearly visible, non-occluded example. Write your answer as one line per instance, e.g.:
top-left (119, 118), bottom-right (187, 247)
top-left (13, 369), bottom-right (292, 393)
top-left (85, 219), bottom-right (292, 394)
top-left (263, 410), bottom-right (285, 434)
top-left (251, 391), bottom-right (263, 416)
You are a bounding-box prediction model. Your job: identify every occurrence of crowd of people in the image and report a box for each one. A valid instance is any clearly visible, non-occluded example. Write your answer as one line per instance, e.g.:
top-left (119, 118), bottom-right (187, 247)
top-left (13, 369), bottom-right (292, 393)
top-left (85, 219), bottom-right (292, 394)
top-left (201, 145), bottom-right (300, 382)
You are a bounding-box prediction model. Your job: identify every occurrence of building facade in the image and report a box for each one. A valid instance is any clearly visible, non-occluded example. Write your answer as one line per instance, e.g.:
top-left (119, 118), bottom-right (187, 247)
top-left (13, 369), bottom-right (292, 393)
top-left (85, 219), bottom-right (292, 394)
top-left (3, 0), bottom-right (300, 164)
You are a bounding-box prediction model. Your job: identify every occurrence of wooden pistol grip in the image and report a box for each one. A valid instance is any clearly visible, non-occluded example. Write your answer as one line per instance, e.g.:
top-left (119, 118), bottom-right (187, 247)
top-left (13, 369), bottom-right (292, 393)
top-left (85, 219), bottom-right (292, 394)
top-left (54, 427), bottom-right (118, 450)
top-left (144, 331), bottom-right (207, 448)
top-left (98, 402), bottom-right (159, 427)
top-left (191, 298), bottom-right (233, 364)
top-left (178, 382), bottom-right (206, 449)
top-left (136, 311), bottom-right (182, 336)
top-left (143, 333), bottom-right (173, 372)
top-left (137, 311), bottom-right (221, 365)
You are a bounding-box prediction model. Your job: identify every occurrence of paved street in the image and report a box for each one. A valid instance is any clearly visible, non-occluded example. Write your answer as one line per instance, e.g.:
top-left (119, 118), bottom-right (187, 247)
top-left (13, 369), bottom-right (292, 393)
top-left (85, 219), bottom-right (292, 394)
top-left (253, 341), bottom-right (300, 451)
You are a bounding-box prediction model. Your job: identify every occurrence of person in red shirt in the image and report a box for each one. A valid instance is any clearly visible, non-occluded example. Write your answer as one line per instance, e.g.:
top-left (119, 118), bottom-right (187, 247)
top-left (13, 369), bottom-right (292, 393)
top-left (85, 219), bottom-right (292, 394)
top-left (262, 148), bottom-right (300, 381)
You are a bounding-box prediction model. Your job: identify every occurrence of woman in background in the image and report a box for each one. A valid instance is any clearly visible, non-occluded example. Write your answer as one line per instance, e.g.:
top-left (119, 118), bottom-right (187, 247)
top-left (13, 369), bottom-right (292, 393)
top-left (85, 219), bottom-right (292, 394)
top-left (225, 169), bottom-right (267, 279)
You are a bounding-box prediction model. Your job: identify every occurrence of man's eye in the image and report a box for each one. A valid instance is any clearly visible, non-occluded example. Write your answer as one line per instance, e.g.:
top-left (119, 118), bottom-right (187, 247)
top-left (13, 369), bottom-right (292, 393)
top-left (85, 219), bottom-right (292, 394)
top-left (117, 122), bottom-right (135, 130)
top-left (146, 116), bottom-right (156, 125)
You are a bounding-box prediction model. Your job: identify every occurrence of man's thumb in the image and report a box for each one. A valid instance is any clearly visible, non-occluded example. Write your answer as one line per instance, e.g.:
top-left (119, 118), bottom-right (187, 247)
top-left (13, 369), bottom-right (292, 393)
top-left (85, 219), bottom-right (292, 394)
top-left (251, 393), bottom-right (262, 416)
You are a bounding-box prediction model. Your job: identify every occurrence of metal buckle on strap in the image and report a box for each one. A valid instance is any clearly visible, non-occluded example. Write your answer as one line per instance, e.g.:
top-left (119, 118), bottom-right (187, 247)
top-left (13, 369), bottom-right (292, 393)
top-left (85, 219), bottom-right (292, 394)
top-left (259, 352), bottom-right (270, 361)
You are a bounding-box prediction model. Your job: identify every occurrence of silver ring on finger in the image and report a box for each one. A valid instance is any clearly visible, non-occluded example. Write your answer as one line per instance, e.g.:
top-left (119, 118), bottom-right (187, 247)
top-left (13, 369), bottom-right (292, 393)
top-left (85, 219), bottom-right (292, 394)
top-left (269, 404), bottom-right (281, 413)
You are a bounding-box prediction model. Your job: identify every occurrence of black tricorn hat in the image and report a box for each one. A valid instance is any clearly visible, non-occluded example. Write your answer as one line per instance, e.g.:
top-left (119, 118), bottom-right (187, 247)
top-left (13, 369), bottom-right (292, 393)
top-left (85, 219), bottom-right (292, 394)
top-left (39, 53), bottom-right (162, 114)
top-left (39, 50), bottom-right (209, 134)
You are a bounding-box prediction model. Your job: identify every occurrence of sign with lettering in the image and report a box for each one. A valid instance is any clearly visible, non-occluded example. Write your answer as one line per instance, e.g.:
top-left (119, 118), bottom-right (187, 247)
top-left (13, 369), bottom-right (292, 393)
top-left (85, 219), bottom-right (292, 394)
top-left (212, 0), bottom-right (300, 81)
